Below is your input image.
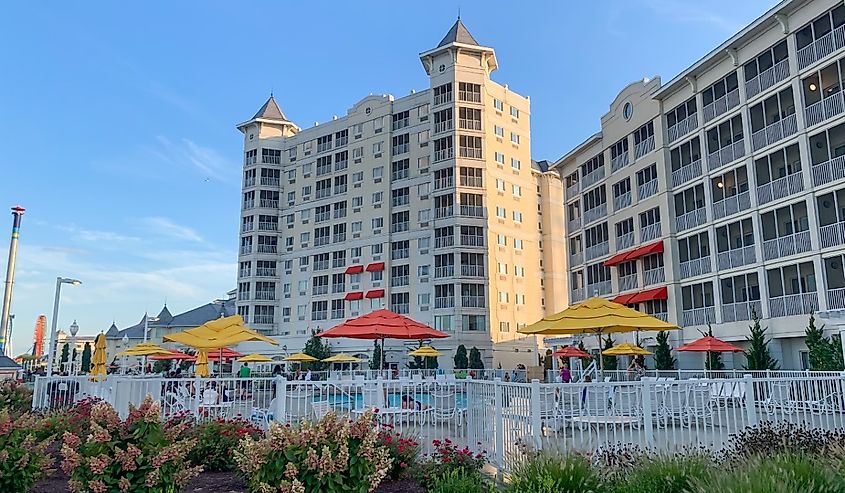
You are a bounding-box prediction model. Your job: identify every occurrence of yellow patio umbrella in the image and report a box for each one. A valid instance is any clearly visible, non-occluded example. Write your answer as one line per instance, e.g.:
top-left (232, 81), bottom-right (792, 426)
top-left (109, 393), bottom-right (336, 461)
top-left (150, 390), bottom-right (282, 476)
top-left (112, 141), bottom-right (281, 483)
top-left (90, 333), bottom-right (107, 381)
top-left (518, 297), bottom-right (676, 370)
top-left (238, 353), bottom-right (273, 363)
top-left (195, 350), bottom-right (210, 377)
top-left (322, 353), bottom-right (363, 363)
top-left (116, 342), bottom-right (172, 357)
top-left (408, 346), bottom-right (442, 357)
top-left (602, 342), bottom-right (653, 356)
top-left (284, 352), bottom-right (318, 362)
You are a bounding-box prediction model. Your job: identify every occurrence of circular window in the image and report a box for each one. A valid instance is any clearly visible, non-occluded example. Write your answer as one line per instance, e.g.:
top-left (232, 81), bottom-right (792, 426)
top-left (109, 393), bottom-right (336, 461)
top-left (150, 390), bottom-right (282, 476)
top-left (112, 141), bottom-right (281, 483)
top-left (623, 102), bottom-right (633, 121)
top-left (249, 133), bottom-right (254, 141)
top-left (439, 64), bottom-right (446, 73)
top-left (365, 107), bottom-right (371, 115)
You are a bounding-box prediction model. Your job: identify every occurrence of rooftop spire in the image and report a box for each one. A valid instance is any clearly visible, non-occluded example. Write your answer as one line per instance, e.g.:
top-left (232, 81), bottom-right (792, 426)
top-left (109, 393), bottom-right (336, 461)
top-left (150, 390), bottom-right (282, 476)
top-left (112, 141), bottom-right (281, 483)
top-left (251, 94), bottom-right (288, 122)
top-left (437, 18), bottom-right (479, 48)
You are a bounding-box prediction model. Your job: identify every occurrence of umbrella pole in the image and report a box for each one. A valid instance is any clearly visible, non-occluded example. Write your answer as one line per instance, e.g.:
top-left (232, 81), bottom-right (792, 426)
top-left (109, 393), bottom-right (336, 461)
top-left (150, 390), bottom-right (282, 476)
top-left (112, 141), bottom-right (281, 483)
top-left (597, 333), bottom-right (604, 373)
top-left (380, 338), bottom-right (385, 375)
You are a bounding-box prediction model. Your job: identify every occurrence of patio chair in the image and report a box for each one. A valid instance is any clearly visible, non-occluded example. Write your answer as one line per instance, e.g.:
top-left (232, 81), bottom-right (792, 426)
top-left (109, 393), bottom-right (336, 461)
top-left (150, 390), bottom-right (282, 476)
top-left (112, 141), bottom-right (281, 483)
top-left (764, 381), bottom-right (794, 415)
top-left (685, 384), bottom-right (713, 426)
top-left (361, 385), bottom-right (385, 410)
top-left (250, 397), bottom-right (276, 428)
top-left (431, 388), bottom-right (465, 425)
top-left (311, 400), bottom-right (333, 420)
top-left (612, 386), bottom-right (642, 427)
top-left (659, 385), bottom-right (688, 426)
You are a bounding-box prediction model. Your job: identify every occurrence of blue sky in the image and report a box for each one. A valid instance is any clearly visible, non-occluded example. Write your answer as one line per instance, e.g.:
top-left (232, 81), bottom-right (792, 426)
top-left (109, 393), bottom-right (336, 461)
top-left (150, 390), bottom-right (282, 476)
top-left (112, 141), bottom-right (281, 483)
top-left (0, 0), bottom-right (775, 354)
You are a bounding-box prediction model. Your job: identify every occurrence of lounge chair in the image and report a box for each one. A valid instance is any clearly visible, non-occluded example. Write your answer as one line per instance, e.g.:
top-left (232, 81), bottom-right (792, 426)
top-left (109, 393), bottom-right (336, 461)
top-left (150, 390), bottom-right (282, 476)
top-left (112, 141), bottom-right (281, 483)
top-left (431, 387), bottom-right (465, 425)
top-left (685, 384), bottom-right (713, 426)
top-left (764, 381), bottom-right (794, 415)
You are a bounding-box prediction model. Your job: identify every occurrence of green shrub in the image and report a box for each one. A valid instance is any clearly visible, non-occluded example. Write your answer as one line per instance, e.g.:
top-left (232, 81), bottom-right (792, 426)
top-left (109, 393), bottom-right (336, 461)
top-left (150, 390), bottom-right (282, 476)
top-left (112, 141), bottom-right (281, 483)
top-left (692, 453), bottom-right (842, 493)
top-left (61, 396), bottom-right (202, 492)
top-left (235, 411), bottom-right (392, 493)
top-left (377, 426), bottom-right (420, 479)
top-left (721, 421), bottom-right (845, 460)
top-left (0, 410), bottom-right (54, 493)
top-left (507, 452), bottom-right (603, 493)
top-left (428, 469), bottom-right (492, 493)
top-left (38, 396), bottom-right (101, 440)
top-left (188, 417), bottom-right (263, 472)
top-left (610, 453), bottom-right (712, 493)
top-left (0, 380), bottom-right (32, 417)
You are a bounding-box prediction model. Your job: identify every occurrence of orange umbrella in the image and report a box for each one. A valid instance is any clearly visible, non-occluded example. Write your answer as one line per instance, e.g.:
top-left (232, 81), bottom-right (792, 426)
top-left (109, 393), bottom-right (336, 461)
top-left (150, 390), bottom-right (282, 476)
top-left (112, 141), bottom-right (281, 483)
top-left (552, 346), bottom-right (592, 359)
top-left (318, 309), bottom-right (449, 369)
top-left (206, 348), bottom-right (243, 361)
top-left (676, 335), bottom-right (743, 370)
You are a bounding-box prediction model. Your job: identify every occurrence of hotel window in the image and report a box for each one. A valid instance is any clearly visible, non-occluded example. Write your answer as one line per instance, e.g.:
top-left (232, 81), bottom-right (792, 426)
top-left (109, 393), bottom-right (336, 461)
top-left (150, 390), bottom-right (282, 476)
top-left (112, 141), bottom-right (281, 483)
top-left (496, 179), bottom-right (506, 191)
top-left (372, 217), bottom-right (383, 229)
top-left (419, 264), bottom-right (430, 276)
top-left (418, 104), bottom-right (430, 118)
top-left (743, 40), bottom-right (788, 85)
top-left (392, 133), bottom-right (410, 155)
top-left (419, 293), bottom-right (431, 306)
top-left (418, 155), bottom-right (430, 169)
top-left (372, 270), bottom-right (383, 282)
top-left (513, 211), bottom-right (523, 223)
top-left (514, 239), bottom-right (524, 250)
top-left (495, 152), bottom-right (505, 164)
top-left (373, 166), bottom-right (384, 180)
top-left (512, 184), bottom-right (521, 196)
top-left (511, 158), bottom-right (521, 170)
top-left (459, 107), bottom-right (482, 130)
top-left (418, 182), bottom-right (431, 196)
top-left (495, 126), bottom-right (504, 137)
top-left (372, 191), bottom-right (383, 205)
top-left (334, 151), bottom-right (348, 171)
top-left (496, 206), bottom-right (506, 218)
top-left (370, 297), bottom-right (384, 310)
top-left (419, 237), bottom-right (430, 250)
top-left (419, 209), bottom-right (431, 222)
top-left (667, 97), bottom-right (697, 130)
top-left (302, 162), bottom-right (312, 175)
top-left (372, 243), bottom-right (383, 255)
top-left (796, 5), bottom-right (845, 52)
top-left (352, 123), bottom-right (363, 136)
top-left (458, 82), bottom-right (482, 102)
top-left (510, 106), bottom-right (519, 118)
top-left (498, 292), bottom-right (509, 303)
top-left (311, 301), bottom-right (328, 321)
top-left (493, 98), bottom-right (504, 111)
top-left (331, 299), bottom-right (345, 319)
top-left (317, 134), bottom-right (333, 153)
top-left (353, 171), bottom-right (363, 184)
top-left (392, 110), bottom-right (410, 130)
top-left (497, 234), bottom-right (507, 246)
top-left (373, 141), bottom-right (383, 154)
top-left (510, 132), bottom-right (520, 144)
top-left (352, 147), bottom-right (363, 159)
top-left (515, 266), bottom-right (525, 277)
top-left (352, 196), bottom-right (363, 208)
top-left (418, 130), bottom-right (430, 145)
top-left (335, 130), bottom-right (348, 147)
top-left (515, 294), bottom-right (525, 305)
top-left (459, 135), bottom-right (483, 159)
top-left (392, 159), bottom-right (410, 181)
top-left (333, 175), bottom-right (347, 195)
top-left (373, 116), bottom-right (384, 132)
top-left (434, 83), bottom-right (453, 105)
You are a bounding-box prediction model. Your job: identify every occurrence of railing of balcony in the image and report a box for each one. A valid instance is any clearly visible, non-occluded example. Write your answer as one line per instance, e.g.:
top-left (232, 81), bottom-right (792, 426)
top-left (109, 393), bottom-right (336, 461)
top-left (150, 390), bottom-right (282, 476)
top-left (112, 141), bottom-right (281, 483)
top-left (613, 192), bottom-right (632, 212)
top-left (256, 268), bottom-right (276, 277)
top-left (586, 280), bottom-right (612, 296)
top-left (258, 222), bottom-right (278, 231)
top-left (582, 167), bottom-right (605, 189)
top-left (762, 230), bottom-right (812, 260)
top-left (243, 200), bottom-right (254, 210)
top-left (722, 300), bottom-right (762, 323)
top-left (583, 203), bottom-right (608, 225)
top-left (239, 245), bottom-right (252, 255)
top-left (703, 89), bottom-right (741, 123)
top-left (434, 120), bottom-right (453, 134)
top-left (820, 220), bottom-right (845, 248)
top-left (460, 265), bottom-right (485, 277)
top-left (805, 92), bottom-right (845, 128)
top-left (643, 267), bottom-right (665, 286)
top-left (717, 245), bottom-right (756, 270)
top-left (461, 296), bottom-right (486, 308)
top-left (635, 135), bottom-right (655, 160)
top-left (757, 172), bottom-right (803, 205)
top-left (769, 292), bottom-right (819, 317)
top-left (812, 155), bottom-right (845, 187)
top-left (391, 276), bottom-right (409, 287)
top-left (641, 223), bottom-right (662, 242)
top-left (434, 265), bottom-right (455, 278)
top-left (827, 287), bottom-right (845, 310)
top-left (259, 199), bottom-right (279, 208)
top-left (315, 212), bottom-right (331, 222)
top-left (570, 288), bottom-right (585, 303)
top-left (707, 140), bottom-right (745, 171)
top-left (751, 114), bottom-right (798, 152)
top-left (585, 241), bottom-right (609, 261)
top-left (460, 176), bottom-right (484, 188)
top-left (797, 23), bottom-right (845, 70)
top-left (667, 113), bottom-right (698, 143)
top-left (460, 235), bottom-right (484, 247)
top-left (679, 256), bottom-right (712, 278)
top-left (260, 177), bottom-right (280, 187)
top-left (244, 177), bottom-right (256, 187)
top-left (569, 251), bottom-right (584, 266)
top-left (638, 179), bottom-right (659, 200)
top-left (435, 206), bottom-right (454, 219)
top-left (617, 231), bottom-right (635, 251)
top-left (459, 147), bottom-right (483, 159)
top-left (434, 177), bottom-right (454, 190)
top-left (682, 306), bottom-right (716, 327)
top-left (458, 119), bottom-right (482, 131)
top-left (619, 274), bottom-right (638, 292)
top-left (238, 268), bottom-right (250, 278)
top-left (435, 236), bottom-right (454, 249)
top-left (459, 205), bottom-right (485, 218)
top-left (675, 208), bottom-right (707, 232)
top-left (257, 244), bottom-right (277, 254)
top-left (671, 159), bottom-right (703, 188)
top-left (648, 312), bottom-right (669, 322)
top-left (434, 147), bottom-right (454, 162)
top-left (254, 291), bottom-right (275, 301)
top-left (611, 152), bottom-right (629, 172)
top-left (568, 217), bottom-right (582, 232)
top-left (712, 190), bottom-right (752, 220)
top-left (434, 297), bottom-right (455, 309)
top-left (566, 183), bottom-right (580, 201)
top-left (745, 58), bottom-right (790, 100)
top-left (241, 223), bottom-right (254, 233)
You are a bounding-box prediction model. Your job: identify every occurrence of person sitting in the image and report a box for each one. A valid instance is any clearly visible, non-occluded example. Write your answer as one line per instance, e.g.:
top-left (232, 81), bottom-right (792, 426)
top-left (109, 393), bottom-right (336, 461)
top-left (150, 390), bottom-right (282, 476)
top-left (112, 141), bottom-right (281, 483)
top-left (400, 395), bottom-right (429, 411)
top-left (202, 382), bottom-right (220, 405)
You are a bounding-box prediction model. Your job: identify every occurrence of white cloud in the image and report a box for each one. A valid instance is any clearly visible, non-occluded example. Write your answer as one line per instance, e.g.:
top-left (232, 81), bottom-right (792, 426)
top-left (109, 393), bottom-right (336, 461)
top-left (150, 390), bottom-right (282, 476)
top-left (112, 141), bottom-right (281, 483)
top-left (55, 224), bottom-right (140, 244)
top-left (639, 0), bottom-right (743, 34)
top-left (148, 136), bottom-right (238, 183)
top-left (140, 217), bottom-right (204, 243)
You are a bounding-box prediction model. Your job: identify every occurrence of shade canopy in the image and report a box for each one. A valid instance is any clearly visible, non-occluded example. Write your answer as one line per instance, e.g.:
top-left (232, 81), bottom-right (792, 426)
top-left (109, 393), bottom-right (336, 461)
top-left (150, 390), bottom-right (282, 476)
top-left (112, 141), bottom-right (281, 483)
top-left (322, 353), bottom-right (362, 363)
top-left (676, 336), bottom-right (744, 353)
top-left (518, 298), bottom-right (677, 336)
top-left (206, 348), bottom-right (243, 361)
top-left (163, 315), bottom-right (278, 350)
top-left (552, 346), bottom-right (592, 359)
top-left (285, 352), bottom-right (318, 362)
top-left (319, 309), bottom-right (449, 341)
top-left (408, 345), bottom-right (442, 357)
top-left (149, 349), bottom-right (195, 361)
top-left (195, 351), bottom-right (209, 377)
top-left (117, 342), bottom-right (172, 357)
top-left (238, 353), bottom-right (273, 363)
top-left (602, 342), bottom-right (652, 356)
top-left (90, 334), bottom-right (107, 380)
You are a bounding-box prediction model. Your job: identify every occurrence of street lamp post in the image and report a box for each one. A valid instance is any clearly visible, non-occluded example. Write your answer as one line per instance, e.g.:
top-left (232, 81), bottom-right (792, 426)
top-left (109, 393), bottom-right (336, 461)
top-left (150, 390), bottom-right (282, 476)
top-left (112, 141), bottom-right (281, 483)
top-left (46, 277), bottom-right (81, 377)
top-left (68, 320), bottom-right (79, 376)
top-left (122, 334), bottom-right (129, 375)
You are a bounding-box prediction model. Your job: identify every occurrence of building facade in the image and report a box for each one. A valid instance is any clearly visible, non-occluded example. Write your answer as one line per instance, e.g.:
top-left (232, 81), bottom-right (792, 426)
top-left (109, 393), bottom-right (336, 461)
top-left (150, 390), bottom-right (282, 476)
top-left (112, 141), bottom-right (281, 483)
top-left (555, 0), bottom-right (845, 369)
top-left (235, 20), bottom-right (567, 369)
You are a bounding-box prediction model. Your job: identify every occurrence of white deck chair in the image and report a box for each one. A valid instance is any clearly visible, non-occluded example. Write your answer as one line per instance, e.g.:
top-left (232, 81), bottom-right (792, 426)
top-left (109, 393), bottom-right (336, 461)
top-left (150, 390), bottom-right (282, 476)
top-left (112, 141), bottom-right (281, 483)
top-left (285, 390), bottom-right (313, 421)
top-left (432, 388), bottom-right (464, 424)
top-left (361, 385), bottom-right (385, 410)
top-left (250, 397), bottom-right (276, 428)
top-left (660, 386), bottom-right (688, 426)
top-left (612, 386), bottom-right (642, 423)
top-left (764, 381), bottom-right (794, 415)
top-left (685, 385), bottom-right (713, 426)
top-left (311, 400), bottom-right (333, 420)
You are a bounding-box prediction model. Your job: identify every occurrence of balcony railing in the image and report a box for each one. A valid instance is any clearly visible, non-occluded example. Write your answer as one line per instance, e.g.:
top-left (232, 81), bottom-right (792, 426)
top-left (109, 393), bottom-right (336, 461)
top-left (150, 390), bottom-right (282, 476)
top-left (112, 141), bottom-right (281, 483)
top-left (582, 167), bottom-right (605, 189)
top-left (238, 269), bottom-right (250, 278)
top-left (239, 245), bottom-right (252, 255)
top-left (769, 292), bottom-right (819, 318)
top-left (391, 276), bottom-right (409, 287)
top-left (460, 265), bottom-right (485, 277)
top-left (435, 206), bottom-right (454, 219)
top-left (611, 152), bottom-right (629, 172)
top-left (435, 265), bottom-right (455, 278)
top-left (461, 296), bottom-right (486, 308)
top-left (638, 179), bottom-right (658, 200)
top-left (756, 172), bottom-right (803, 205)
top-left (707, 140), bottom-right (745, 171)
top-left (812, 155), bottom-right (845, 187)
top-left (682, 306), bottom-right (715, 327)
top-left (460, 177), bottom-right (484, 189)
top-left (390, 223), bottom-right (409, 234)
top-left (583, 203), bottom-right (607, 225)
top-left (243, 200), bottom-right (254, 210)
top-left (433, 92), bottom-right (452, 106)
top-left (619, 274), bottom-right (638, 292)
top-left (434, 177), bottom-right (454, 190)
top-left (254, 291), bottom-right (275, 301)
top-left (435, 236), bottom-right (454, 249)
top-left (712, 190), bottom-right (751, 220)
top-left (258, 222), bottom-right (278, 231)
top-left (459, 147), bottom-right (483, 159)
top-left (585, 241), bottom-right (609, 261)
top-left (586, 280), bottom-right (612, 296)
top-left (260, 177), bottom-right (280, 187)
top-left (762, 230), bottom-right (811, 260)
top-left (643, 267), bottom-right (665, 286)
top-left (256, 268), bottom-right (276, 277)
top-left (570, 251), bottom-right (584, 266)
top-left (257, 244), bottom-right (277, 254)
top-left (679, 256), bottom-right (711, 278)
top-left (671, 160), bottom-right (701, 188)
top-left (751, 114), bottom-right (798, 152)
top-left (703, 88), bottom-right (741, 123)
top-left (237, 291), bottom-right (250, 301)
top-left (641, 223), bottom-right (662, 242)
top-left (617, 231), bottom-right (635, 251)
top-left (804, 92), bottom-right (845, 128)
top-left (566, 183), bottom-right (580, 201)
top-left (434, 120), bottom-right (453, 134)
top-left (797, 23), bottom-right (845, 70)
top-left (244, 177), bottom-right (255, 187)
top-left (434, 297), bottom-right (455, 309)
top-left (459, 90), bottom-right (482, 103)
top-left (722, 300), bottom-right (762, 323)
top-left (568, 217), bottom-right (582, 232)
top-left (717, 245), bottom-right (756, 270)
top-left (820, 220), bottom-right (845, 248)
top-left (241, 223), bottom-right (253, 233)
top-left (434, 147), bottom-right (454, 162)
top-left (571, 288), bottom-right (585, 303)
top-left (667, 113), bottom-right (698, 143)
top-left (745, 58), bottom-right (790, 100)
top-left (461, 235), bottom-right (484, 247)
top-left (458, 119), bottom-right (482, 131)
top-left (259, 199), bottom-right (279, 209)
top-left (315, 212), bottom-right (331, 223)
top-left (648, 312), bottom-right (669, 322)
top-left (459, 205), bottom-right (485, 217)
top-left (675, 208), bottom-right (707, 232)
top-left (253, 315), bottom-right (273, 325)
top-left (613, 192), bottom-right (631, 211)
top-left (827, 287), bottom-right (845, 310)
top-left (635, 135), bottom-right (655, 160)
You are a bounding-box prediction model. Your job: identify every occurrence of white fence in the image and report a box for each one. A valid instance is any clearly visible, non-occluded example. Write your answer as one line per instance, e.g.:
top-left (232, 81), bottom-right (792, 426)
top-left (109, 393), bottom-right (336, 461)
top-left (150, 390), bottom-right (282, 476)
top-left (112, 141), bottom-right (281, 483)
top-left (32, 373), bottom-right (845, 474)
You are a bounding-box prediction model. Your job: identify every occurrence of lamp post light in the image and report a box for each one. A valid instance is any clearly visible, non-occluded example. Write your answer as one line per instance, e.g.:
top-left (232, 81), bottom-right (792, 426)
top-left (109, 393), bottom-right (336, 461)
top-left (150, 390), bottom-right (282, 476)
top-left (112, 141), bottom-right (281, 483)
top-left (122, 334), bottom-right (129, 375)
top-left (46, 277), bottom-right (81, 376)
top-left (68, 320), bottom-right (79, 376)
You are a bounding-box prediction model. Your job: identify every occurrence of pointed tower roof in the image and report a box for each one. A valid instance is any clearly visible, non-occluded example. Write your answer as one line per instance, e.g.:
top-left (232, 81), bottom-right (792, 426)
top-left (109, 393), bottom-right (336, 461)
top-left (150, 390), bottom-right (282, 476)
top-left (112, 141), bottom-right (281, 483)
top-left (251, 95), bottom-right (288, 121)
top-left (438, 19), bottom-right (480, 47)
top-left (156, 305), bottom-right (174, 325)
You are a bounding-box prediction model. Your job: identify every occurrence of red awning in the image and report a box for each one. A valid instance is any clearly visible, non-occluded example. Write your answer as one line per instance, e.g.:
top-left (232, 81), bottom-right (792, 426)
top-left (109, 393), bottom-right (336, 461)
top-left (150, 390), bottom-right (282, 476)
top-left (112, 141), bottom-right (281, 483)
top-left (604, 240), bottom-right (664, 267)
top-left (345, 265), bottom-right (364, 275)
top-left (366, 262), bottom-right (385, 272)
top-left (628, 286), bottom-right (668, 304)
top-left (344, 292), bottom-right (364, 301)
top-left (365, 289), bottom-right (385, 298)
top-left (604, 251), bottom-right (630, 267)
top-left (613, 293), bottom-right (638, 305)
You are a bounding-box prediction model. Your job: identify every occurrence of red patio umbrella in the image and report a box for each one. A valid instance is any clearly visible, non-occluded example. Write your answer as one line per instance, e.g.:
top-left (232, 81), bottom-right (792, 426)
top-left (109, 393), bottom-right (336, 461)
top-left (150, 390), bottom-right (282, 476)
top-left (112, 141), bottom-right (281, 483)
top-left (552, 346), bottom-right (592, 359)
top-left (676, 335), bottom-right (744, 370)
top-left (149, 350), bottom-right (196, 361)
top-left (205, 348), bottom-right (243, 361)
top-left (318, 309), bottom-right (449, 369)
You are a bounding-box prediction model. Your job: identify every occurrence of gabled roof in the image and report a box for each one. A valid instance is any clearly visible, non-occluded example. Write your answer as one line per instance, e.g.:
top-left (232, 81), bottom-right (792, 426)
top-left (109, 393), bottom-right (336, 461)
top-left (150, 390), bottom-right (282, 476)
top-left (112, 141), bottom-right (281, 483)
top-left (251, 95), bottom-right (288, 121)
top-left (105, 322), bottom-right (119, 337)
top-left (106, 297), bottom-right (237, 340)
top-left (156, 305), bottom-right (174, 325)
top-left (438, 19), bottom-right (479, 47)
top-left (0, 355), bottom-right (21, 370)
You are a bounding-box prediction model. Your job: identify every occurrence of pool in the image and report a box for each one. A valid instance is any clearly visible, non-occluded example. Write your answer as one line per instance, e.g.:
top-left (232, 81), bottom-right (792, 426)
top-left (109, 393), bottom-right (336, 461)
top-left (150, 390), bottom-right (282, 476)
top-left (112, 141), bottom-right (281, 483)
top-left (323, 392), bottom-right (467, 409)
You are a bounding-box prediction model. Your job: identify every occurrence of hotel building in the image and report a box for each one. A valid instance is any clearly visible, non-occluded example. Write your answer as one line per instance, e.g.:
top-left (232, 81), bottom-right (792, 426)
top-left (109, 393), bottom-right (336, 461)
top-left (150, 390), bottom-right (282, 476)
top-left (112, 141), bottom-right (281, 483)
top-left (555, 0), bottom-right (845, 369)
top-left (235, 20), bottom-right (567, 369)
